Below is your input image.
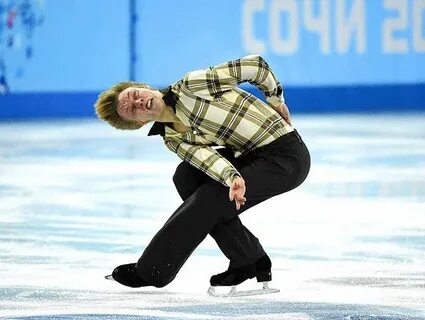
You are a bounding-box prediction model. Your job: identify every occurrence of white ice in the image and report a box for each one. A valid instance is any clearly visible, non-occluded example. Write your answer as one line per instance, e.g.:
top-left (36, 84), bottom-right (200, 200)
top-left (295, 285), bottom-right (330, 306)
top-left (0, 114), bottom-right (424, 319)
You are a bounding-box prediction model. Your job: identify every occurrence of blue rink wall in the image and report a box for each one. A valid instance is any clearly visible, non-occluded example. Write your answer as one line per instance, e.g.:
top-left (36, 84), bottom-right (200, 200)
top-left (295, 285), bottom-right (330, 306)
top-left (1, 84), bottom-right (425, 120)
top-left (0, 0), bottom-right (425, 119)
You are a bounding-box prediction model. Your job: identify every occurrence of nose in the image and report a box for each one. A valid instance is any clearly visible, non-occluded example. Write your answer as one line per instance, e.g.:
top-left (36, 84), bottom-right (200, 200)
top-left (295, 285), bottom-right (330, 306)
top-left (135, 97), bottom-right (144, 107)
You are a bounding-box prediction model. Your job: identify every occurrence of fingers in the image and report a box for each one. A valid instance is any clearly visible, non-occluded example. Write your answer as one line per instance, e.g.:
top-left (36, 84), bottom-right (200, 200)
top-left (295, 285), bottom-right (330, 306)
top-left (235, 200), bottom-right (244, 210)
top-left (234, 196), bottom-right (246, 210)
top-left (229, 191), bottom-right (243, 202)
top-left (229, 190), bottom-right (247, 210)
top-left (229, 176), bottom-right (247, 210)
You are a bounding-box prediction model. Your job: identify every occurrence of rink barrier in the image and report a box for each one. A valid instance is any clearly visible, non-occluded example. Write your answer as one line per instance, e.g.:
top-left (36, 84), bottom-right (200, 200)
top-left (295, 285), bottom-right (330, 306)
top-left (0, 83), bottom-right (424, 120)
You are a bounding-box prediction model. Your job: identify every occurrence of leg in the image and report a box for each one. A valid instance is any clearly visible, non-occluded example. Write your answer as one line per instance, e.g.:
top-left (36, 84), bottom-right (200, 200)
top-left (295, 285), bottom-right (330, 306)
top-left (173, 152), bottom-right (266, 268)
top-left (136, 180), bottom-right (240, 287)
top-left (172, 160), bottom-right (210, 201)
top-left (210, 132), bottom-right (311, 286)
top-left (210, 218), bottom-right (266, 268)
top-left (136, 134), bottom-right (310, 287)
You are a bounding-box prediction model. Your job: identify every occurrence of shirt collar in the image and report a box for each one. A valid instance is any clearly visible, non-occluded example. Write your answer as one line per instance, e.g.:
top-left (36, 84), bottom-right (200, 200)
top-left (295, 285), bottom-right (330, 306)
top-left (147, 86), bottom-right (178, 137)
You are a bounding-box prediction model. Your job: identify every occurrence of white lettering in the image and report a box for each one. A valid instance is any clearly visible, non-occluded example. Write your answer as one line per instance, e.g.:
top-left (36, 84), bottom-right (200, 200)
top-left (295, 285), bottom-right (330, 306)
top-left (336, 0), bottom-right (366, 54)
top-left (383, 0), bottom-right (408, 53)
top-left (413, 0), bottom-right (425, 52)
top-left (243, 0), bottom-right (266, 54)
top-left (304, 0), bottom-right (331, 54)
top-left (270, 0), bottom-right (299, 54)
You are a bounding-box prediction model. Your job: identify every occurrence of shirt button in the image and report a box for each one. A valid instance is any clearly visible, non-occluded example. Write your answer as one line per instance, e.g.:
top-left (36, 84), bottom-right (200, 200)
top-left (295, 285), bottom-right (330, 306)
top-left (193, 130), bottom-right (198, 135)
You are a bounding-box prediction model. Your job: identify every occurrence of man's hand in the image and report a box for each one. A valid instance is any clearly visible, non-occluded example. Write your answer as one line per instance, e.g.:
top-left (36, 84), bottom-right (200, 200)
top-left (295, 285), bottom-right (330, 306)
top-left (229, 176), bottom-right (246, 210)
top-left (273, 102), bottom-right (292, 126)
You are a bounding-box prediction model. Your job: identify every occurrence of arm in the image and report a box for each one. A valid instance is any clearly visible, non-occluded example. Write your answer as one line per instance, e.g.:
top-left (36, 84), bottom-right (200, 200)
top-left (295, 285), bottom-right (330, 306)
top-left (183, 54), bottom-right (285, 106)
top-left (219, 55), bottom-right (291, 124)
top-left (164, 138), bottom-right (241, 188)
top-left (165, 138), bottom-right (246, 209)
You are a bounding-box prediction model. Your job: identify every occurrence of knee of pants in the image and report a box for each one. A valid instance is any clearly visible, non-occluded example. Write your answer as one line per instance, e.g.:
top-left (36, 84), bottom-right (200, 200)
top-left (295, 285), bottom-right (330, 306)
top-left (172, 162), bottom-right (192, 198)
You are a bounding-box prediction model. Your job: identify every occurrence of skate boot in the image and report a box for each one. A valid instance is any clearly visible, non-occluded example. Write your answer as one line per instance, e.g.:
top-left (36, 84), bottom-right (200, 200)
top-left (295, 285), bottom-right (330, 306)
top-left (210, 254), bottom-right (272, 286)
top-left (208, 254), bottom-right (279, 297)
top-left (105, 263), bottom-right (149, 288)
top-left (254, 254), bottom-right (272, 282)
top-left (210, 263), bottom-right (256, 287)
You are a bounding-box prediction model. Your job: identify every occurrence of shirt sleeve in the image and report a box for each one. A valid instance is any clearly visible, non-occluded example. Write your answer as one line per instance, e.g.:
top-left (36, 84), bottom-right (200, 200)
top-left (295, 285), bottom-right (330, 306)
top-left (183, 54), bottom-right (284, 106)
top-left (164, 137), bottom-right (241, 187)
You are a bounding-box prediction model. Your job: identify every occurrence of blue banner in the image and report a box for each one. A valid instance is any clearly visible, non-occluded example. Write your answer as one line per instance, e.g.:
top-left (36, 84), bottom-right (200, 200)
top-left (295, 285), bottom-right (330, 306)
top-left (0, 0), bottom-right (424, 119)
top-left (137, 0), bottom-right (425, 86)
top-left (0, 0), bottom-right (129, 92)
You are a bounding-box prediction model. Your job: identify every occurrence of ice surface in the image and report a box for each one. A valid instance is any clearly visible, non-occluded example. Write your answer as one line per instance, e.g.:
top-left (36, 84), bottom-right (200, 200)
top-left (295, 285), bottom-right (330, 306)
top-left (0, 114), bottom-right (424, 319)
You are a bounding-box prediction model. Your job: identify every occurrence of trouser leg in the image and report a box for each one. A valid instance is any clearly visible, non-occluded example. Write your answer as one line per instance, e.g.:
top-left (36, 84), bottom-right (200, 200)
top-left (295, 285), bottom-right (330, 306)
top-left (136, 179), bottom-right (243, 287)
top-left (172, 152), bottom-right (266, 268)
top-left (209, 218), bottom-right (266, 268)
top-left (137, 133), bottom-right (310, 287)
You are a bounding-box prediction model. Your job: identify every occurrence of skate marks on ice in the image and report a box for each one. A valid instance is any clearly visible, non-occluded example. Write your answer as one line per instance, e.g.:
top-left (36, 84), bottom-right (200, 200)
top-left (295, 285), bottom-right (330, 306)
top-left (152, 301), bottom-right (425, 320)
top-left (312, 276), bottom-right (425, 289)
top-left (1, 286), bottom-right (424, 320)
top-left (2, 302), bottom-right (424, 320)
top-left (0, 117), bottom-right (424, 319)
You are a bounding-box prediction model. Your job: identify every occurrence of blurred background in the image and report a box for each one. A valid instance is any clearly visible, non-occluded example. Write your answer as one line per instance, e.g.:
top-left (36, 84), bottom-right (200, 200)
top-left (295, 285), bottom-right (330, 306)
top-left (0, 1), bottom-right (425, 319)
top-left (0, 0), bottom-right (424, 118)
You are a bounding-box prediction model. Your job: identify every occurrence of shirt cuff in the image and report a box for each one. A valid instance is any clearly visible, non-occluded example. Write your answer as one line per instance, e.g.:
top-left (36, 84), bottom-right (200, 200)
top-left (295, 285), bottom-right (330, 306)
top-left (266, 95), bottom-right (284, 107)
top-left (225, 172), bottom-right (241, 187)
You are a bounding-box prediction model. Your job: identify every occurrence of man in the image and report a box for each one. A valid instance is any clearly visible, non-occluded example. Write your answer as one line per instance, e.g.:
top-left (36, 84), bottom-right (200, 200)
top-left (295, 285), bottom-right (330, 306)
top-left (94, 55), bottom-right (310, 291)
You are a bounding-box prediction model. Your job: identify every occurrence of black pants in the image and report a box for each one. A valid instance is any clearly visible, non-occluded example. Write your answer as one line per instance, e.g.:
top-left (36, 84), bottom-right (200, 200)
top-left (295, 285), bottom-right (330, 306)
top-left (136, 130), bottom-right (311, 287)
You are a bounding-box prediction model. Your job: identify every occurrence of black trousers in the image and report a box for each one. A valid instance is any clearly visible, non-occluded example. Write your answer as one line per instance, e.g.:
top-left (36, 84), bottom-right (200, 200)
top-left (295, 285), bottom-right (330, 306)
top-left (136, 130), bottom-right (311, 287)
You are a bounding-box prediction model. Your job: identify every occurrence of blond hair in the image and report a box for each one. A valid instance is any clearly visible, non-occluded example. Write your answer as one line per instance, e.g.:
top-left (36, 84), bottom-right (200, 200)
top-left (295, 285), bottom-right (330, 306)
top-left (94, 81), bottom-right (151, 130)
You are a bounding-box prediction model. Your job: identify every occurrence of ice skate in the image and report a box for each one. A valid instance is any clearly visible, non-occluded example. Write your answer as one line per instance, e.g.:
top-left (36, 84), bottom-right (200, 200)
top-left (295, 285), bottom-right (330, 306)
top-left (105, 263), bottom-right (149, 288)
top-left (207, 255), bottom-right (280, 297)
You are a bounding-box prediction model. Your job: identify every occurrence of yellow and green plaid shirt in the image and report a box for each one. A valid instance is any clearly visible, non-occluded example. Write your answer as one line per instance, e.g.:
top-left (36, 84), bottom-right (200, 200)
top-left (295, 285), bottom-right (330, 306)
top-left (148, 55), bottom-right (294, 187)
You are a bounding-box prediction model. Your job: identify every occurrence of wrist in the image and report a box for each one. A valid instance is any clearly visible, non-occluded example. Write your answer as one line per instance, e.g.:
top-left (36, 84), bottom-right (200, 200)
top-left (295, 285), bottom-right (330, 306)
top-left (225, 173), bottom-right (241, 187)
top-left (231, 174), bottom-right (241, 182)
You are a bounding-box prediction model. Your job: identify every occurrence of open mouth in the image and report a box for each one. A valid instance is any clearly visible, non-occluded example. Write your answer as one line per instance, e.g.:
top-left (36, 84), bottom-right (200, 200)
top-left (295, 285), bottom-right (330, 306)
top-left (146, 98), bottom-right (153, 110)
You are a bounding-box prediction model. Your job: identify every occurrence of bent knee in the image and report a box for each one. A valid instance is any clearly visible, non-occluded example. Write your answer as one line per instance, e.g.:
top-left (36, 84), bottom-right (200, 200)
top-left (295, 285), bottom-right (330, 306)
top-left (173, 162), bottom-right (203, 201)
top-left (173, 161), bottom-right (193, 187)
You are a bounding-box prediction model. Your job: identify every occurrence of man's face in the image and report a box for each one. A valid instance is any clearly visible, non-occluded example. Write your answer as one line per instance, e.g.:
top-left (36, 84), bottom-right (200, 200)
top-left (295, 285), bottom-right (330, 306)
top-left (117, 87), bottom-right (163, 123)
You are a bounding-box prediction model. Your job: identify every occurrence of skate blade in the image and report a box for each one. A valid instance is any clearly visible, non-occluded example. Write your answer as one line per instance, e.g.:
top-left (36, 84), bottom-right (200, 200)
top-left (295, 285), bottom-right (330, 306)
top-left (105, 274), bottom-right (114, 281)
top-left (207, 282), bottom-right (280, 298)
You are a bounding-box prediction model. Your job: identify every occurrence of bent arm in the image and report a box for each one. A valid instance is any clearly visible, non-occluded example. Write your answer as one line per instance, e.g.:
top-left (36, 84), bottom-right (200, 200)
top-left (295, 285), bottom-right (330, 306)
top-left (183, 55), bottom-right (284, 106)
top-left (164, 138), bottom-right (241, 187)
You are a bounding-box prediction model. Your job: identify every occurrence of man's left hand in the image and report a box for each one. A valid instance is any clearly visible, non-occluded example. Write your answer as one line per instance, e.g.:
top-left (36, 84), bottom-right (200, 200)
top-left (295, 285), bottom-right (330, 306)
top-left (229, 176), bottom-right (246, 210)
top-left (274, 102), bottom-right (292, 126)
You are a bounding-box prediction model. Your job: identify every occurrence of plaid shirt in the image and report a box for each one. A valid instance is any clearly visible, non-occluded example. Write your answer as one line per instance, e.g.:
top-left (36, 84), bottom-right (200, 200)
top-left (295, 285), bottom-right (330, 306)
top-left (148, 55), bottom-right (293, 187)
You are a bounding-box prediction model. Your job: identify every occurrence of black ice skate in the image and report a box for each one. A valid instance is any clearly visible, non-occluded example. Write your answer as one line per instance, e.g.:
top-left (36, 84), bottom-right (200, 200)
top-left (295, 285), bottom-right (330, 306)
top-left (207, 255), bottom-right (279, 297)
top-left (105, 263), bottom-right (149, 288)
